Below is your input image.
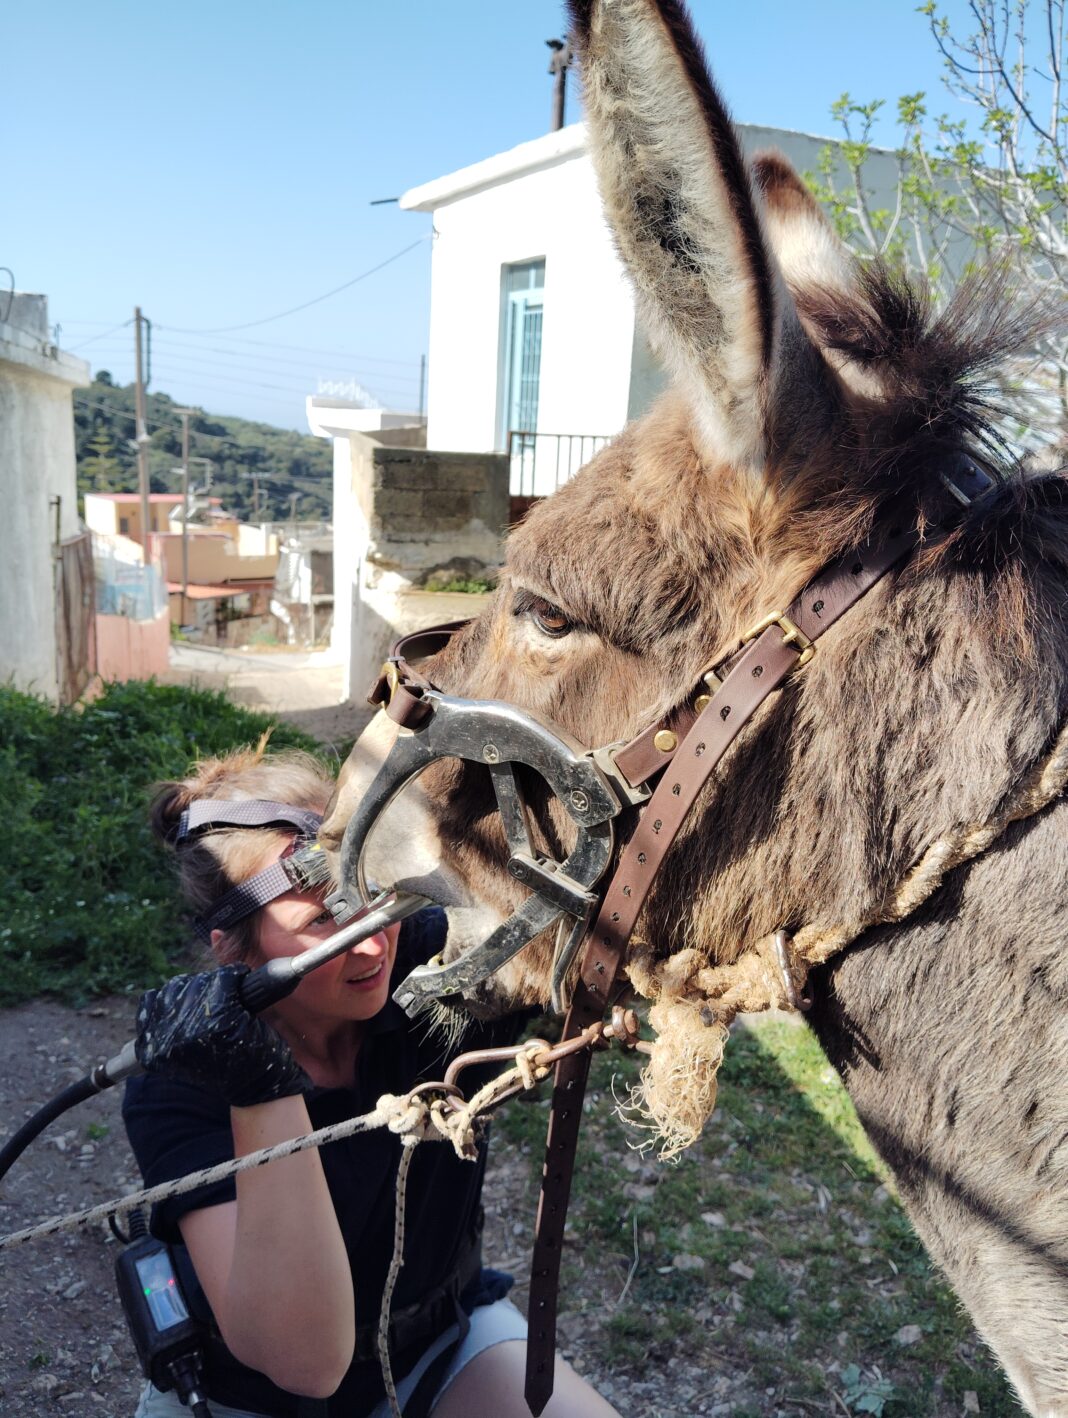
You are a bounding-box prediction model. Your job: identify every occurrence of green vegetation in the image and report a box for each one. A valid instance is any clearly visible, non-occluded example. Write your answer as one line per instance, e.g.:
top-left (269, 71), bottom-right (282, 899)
top-left (425, 575), bottom-right (497, 594)
top-left (497, 1018), bottom-right (1024, 1415)
top-left (0, 680), bottom-right (320, 1007)
top-left (75, 373), bottom-right (332, 522)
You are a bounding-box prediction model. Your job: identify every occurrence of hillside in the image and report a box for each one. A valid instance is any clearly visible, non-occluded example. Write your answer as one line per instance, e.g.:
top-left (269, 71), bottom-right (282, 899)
top-left (74, 373), bottom-right (332, 522)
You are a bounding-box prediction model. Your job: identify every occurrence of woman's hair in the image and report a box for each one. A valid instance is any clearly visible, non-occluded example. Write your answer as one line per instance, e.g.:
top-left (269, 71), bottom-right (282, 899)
top-left (150, 734), bottom-right (335, 963)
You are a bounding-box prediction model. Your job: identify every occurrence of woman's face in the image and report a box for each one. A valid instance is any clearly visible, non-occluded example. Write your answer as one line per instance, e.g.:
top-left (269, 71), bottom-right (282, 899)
top-left (218, 841), bottom-right (403, 1031)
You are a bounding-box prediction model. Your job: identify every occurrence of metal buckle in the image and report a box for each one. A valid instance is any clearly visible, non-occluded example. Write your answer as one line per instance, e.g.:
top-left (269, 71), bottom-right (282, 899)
top-left (587, 742), bottom-right (652, 807)
top-left (381, 660), bottom-right (401, 701)
top-left (694, 667), bottom-right (723, 714)
top-left (740, 611), bottom-right (815, 667)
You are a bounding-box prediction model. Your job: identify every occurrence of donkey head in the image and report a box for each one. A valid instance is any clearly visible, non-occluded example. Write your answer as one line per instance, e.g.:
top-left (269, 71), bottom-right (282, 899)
top-left (324, 0), bottom-right (1048, 1025)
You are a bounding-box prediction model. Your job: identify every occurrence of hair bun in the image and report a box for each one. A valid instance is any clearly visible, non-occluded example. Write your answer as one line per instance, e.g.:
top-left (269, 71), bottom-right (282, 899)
top-left (149, 781), bottom-right (196, 847)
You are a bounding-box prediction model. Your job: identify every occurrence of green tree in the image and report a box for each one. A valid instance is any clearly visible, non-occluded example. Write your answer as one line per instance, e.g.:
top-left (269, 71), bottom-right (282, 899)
top-left (806, 0), bottom-right (1068, 442)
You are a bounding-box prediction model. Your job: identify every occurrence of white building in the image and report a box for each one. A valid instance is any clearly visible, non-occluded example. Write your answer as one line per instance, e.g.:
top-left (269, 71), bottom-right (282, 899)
top-left (400, 120), bottom-right (905, 497)
top-left (0, 295), bottom-right (91, 702)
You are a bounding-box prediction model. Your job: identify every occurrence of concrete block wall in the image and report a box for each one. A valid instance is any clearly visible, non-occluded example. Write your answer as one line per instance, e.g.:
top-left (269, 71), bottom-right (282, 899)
top-left (342, 435), bottom-right (508, 699)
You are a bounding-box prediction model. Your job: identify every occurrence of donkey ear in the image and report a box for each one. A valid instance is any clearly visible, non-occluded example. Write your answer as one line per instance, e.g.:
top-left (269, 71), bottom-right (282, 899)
top-left (570, 0), bottom-right (791, 469)
top-left (750, 151), bottom-right (858, 301)
top-left (750, 150), bottom-right (885, 399)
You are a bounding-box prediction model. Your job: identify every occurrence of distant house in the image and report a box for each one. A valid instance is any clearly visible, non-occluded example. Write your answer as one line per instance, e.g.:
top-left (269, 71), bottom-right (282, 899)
top-left (85, 491), bottom-right (281, 646)
top-left (0, 294), bottom-right (92, 703)
top-left (400, 120), bottom-right (906, 498)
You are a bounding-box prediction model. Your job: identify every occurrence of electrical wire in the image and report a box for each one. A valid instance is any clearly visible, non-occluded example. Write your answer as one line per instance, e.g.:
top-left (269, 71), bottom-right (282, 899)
top-left (151, 352), bottom-right (416, 398)
top-left (158, 235), bottom-right (430, 335)
top-left (147, 336), bottom-right (421, 382)
top-left (68, 319), bottom-right (133, 353)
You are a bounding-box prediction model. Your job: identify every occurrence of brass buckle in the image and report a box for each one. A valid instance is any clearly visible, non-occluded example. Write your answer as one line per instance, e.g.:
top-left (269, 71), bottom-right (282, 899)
top-left (740, 611), bottom-right (815, 667)
top-left (381, 659), bottom-right (401, 702)
top-left (694, 667), bottom-right (723, 714)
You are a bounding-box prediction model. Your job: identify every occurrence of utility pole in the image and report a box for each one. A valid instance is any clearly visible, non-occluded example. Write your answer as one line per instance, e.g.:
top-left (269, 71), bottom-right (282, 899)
top-left (289, 492), bottom-right (298, 541)
top-left (178, 408), bottom-right (191, 621)
top-left (252, 473), bottom-right (260, 521)
top-left (418, 354), bottom-right (426, 417)
top-left (133, 307), bottom-right (153, 565)
top-left (546, 38), bottom-right (572, 132)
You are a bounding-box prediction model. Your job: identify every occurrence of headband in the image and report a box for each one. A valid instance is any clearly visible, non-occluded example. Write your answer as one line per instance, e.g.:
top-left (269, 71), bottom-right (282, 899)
top-left (175, 798), bottom-right (326, 941)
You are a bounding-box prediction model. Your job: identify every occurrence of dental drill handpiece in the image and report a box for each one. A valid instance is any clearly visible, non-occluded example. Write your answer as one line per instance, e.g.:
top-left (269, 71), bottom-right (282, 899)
top-left (96, 891), bottom-right (431, 1088)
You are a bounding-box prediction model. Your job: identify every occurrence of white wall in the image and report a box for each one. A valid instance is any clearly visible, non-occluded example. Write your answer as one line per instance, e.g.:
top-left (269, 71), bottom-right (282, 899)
top-left (0, 309), bottom-right (89, 702)
top-left (409, 128), bottom-right (636, 457)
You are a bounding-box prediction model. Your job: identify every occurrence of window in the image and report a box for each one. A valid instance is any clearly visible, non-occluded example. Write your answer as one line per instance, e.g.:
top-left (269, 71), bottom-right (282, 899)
top-left (119, 517), bottom-right (130, 535)
top-left (498, 260), bottom-right (545, 451)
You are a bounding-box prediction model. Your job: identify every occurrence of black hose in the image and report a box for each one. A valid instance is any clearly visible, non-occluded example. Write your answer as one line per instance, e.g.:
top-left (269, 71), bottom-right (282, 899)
top-left (0, 1075), bottom-right (100, 1184)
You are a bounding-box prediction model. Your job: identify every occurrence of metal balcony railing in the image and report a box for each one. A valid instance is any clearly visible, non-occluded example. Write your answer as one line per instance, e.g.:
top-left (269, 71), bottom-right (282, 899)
top-left (506, 430), bottom-right (612, 499)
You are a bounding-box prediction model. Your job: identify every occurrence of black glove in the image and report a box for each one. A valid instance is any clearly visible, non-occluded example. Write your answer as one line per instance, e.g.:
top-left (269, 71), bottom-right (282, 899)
top-left (135, 966), bottom-right (311, 1108)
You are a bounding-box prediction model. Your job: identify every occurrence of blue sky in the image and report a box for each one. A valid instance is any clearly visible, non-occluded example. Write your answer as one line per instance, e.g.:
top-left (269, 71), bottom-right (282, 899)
top-left (4, 1), bottom-right (976, 430)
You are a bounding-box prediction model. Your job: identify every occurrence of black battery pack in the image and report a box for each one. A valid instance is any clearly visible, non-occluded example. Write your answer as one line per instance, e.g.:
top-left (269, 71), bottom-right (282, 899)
top-left (115, 1233), bottom-right (210, 1408)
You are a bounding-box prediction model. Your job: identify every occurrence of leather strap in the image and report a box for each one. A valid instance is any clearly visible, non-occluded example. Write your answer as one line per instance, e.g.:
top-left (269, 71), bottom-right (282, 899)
top-left (523, 524), bottom-right (920, 1413)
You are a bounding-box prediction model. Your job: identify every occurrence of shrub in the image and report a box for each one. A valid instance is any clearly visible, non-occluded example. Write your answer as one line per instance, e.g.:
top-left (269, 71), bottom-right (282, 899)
top-left (0, 681), bottom-right (321, 1006)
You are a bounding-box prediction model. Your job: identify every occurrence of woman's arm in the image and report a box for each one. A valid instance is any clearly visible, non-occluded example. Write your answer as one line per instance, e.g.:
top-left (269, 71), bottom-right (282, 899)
top-left (179, 1097), bottom-right (355, 1398)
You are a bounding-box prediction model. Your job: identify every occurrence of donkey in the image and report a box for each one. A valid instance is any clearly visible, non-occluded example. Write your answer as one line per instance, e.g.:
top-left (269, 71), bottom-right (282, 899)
top-left (323, 0), bottom-right (1068, 1410)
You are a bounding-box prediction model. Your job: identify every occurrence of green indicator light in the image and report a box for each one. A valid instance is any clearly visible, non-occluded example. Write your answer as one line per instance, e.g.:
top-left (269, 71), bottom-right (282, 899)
top-left (144, 1288), bottom-right (152, 1296)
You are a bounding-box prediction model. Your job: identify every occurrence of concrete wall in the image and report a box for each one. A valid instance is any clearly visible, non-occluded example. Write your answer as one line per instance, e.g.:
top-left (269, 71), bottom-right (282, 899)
top-left (0, 299), bottom-right (89, 701)
top-left (151, 533), bottom-right (278, 585)
top-left (95, 606), bottom-right (170, 682)
top-left (307, 398), bottom-right (506, 701)
top-left (84, 495), bottom-right (184, 542)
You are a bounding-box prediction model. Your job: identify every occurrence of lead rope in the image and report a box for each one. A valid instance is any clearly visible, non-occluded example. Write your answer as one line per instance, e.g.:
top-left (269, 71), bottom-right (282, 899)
top-left (378, 1136), bottom-right (419, 1418)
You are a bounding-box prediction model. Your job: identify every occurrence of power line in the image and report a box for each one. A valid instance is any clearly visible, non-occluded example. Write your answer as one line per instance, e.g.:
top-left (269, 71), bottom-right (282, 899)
top-left (148, 334), bottom-right (422, 379)
top-left (73, 393), bottom-right (334, 459)
top-left (149, 349), bottom-right (417, 396)
top-left (66, 328), bottom-right (422, 370)
top-left (158, 235), bottom-right (430, 335)
top-left (67, 319), bottom-right (133, 353)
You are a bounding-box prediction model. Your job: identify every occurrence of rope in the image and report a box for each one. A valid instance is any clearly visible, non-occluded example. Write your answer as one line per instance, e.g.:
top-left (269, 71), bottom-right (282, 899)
top-left (0, 1047), bottom-right (555, 1252)
top-left (378, 1137), bottom-right (419, 1418)
top-left (622, 716), bottom-right (1068, 1155)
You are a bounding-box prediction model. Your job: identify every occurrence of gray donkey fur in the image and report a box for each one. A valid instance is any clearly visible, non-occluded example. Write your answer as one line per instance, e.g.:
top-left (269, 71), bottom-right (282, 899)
top-left (323, 1), bottom-right (1068, 1409)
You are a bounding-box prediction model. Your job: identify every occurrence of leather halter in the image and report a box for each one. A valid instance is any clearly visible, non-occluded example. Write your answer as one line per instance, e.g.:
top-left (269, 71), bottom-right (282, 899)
top-left (357, 459), bottom-right (993, 1414)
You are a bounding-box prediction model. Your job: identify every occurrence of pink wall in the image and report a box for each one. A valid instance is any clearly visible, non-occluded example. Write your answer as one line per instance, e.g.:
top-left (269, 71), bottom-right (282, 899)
top-left (95, 608), bottom-right (170, 682)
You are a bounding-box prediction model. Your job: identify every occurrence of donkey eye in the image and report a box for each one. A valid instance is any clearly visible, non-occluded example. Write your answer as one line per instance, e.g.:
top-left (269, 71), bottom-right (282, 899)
top-left (529, 596), bottom-right (573, 638)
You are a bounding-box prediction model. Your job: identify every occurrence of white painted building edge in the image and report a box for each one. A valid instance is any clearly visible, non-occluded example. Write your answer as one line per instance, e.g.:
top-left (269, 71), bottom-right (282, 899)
top-left (0, 319), bottom-right (90, 387)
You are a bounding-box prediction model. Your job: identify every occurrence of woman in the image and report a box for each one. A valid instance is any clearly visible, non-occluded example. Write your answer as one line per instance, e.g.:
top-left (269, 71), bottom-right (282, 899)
top-left (124, 741), bottom-right (617, 1418)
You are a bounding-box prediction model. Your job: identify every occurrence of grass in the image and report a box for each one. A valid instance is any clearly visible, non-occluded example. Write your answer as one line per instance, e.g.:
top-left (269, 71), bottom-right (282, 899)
top-left (0, 680), bottom-right (322, 1007)
top-left (495, 1017), bottom-right (1025, 1416)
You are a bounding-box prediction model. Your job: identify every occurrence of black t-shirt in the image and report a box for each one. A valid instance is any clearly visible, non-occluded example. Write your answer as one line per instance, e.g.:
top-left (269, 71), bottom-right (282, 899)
top-left (123, 909), bottom-right (524, 1417)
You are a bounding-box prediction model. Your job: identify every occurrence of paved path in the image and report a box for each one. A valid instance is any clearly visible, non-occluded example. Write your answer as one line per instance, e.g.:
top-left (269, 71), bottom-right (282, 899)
top-left (164, 643), bottom-right (373, 749)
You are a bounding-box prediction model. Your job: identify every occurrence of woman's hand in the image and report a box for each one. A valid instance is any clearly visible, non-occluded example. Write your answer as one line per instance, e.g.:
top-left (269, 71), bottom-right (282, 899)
top-left (135, 966), bottom-right (311, 1107)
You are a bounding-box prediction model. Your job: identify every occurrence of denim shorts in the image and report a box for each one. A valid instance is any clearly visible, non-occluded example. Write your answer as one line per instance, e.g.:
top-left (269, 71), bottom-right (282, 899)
top-left (133, 1297), bottom-right (528, 1417)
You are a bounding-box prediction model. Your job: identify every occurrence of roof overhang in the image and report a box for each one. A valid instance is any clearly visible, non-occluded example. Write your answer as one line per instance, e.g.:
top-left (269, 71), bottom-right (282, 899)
top-left (400, 122), bottom-right (587, 213)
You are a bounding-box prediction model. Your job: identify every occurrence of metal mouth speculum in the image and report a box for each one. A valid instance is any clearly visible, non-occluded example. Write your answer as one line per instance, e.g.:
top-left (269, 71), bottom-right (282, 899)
top-left (327, 691), bottom-right (635, 1017)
